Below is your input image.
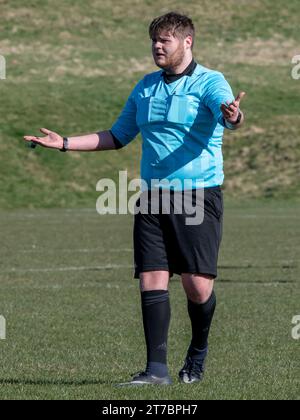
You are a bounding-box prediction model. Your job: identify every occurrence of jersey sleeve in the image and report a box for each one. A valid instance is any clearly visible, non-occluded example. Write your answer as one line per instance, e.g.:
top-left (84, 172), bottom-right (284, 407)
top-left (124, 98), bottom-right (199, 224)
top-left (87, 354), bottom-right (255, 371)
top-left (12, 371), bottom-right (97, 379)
top-left (110, 83), bottom-right (141, 147)
top-left (202, 71), bottom-right (235, 129)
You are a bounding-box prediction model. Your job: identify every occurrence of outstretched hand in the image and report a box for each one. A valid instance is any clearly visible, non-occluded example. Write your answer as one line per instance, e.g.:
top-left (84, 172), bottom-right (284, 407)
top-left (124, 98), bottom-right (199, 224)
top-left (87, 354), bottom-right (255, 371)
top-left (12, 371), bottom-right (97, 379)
top-left (221, 91), bottom-right (246, 124)
top-left (24, 128), bottom-right (63, 149)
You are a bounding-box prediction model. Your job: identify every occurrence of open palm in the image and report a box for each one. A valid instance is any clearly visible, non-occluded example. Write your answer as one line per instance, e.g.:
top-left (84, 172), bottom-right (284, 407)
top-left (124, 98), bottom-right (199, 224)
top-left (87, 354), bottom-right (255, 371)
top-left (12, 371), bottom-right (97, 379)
top-left (24, 128), bottom-right (63, 149)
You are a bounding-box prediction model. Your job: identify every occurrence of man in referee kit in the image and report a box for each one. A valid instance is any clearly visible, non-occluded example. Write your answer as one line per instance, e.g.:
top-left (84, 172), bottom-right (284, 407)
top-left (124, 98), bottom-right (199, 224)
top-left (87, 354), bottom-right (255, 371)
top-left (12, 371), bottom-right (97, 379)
top-left (24, 12), bottom-right (245, 386)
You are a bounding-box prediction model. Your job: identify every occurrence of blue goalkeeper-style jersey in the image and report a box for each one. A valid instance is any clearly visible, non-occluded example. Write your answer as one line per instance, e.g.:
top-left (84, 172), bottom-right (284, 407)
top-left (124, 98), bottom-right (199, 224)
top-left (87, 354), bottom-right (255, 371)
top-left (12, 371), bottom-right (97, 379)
top-left (111, 62), bottom-right (235, 190)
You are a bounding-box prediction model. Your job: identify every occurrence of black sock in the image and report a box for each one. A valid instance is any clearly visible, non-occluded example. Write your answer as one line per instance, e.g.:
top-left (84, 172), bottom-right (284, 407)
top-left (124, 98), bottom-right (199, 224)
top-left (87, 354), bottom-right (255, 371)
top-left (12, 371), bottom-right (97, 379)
top-left (187, 291), bottom-right (216, 359)
top-left (141, 290), bottom-right (171, 377)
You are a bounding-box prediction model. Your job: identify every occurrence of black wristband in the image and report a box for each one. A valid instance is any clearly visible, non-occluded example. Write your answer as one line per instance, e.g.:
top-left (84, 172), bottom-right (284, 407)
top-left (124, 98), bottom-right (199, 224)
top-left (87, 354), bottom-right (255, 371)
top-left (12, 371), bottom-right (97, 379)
top-left (224, 111), bottom-right (242, 130)
top-left (60, 137), bottom-right (68, 152)
top-left (232, 111), bottom-right (242, 125)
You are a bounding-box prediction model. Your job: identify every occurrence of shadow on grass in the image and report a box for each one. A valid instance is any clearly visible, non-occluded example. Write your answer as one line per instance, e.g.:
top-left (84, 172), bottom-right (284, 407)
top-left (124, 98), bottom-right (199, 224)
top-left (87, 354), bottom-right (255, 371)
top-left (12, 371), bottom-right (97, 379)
top-left (0, 378), bottom-right (108, 386)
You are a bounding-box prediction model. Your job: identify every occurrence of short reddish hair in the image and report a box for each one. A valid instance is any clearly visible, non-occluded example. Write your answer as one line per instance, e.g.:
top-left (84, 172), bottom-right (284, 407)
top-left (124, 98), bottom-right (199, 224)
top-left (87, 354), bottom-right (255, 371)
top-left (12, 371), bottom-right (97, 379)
top-left (149, 12), bottom-right (195, 48)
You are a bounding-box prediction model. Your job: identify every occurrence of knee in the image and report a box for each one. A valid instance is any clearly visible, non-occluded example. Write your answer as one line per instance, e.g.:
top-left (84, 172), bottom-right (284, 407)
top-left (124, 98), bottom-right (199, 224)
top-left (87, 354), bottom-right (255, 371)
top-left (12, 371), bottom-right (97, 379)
top-left (187, 289), bottom-right (212, 304)
top-left (182, 274), bottom-right (214, 304)
top-left (140, 271), bottom-right (170, 292)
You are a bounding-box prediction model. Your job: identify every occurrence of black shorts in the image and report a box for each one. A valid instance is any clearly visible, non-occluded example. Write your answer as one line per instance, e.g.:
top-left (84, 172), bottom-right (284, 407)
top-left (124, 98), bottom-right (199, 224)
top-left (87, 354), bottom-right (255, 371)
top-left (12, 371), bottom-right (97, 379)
top-left (133, 186), bottom-right (223, 279)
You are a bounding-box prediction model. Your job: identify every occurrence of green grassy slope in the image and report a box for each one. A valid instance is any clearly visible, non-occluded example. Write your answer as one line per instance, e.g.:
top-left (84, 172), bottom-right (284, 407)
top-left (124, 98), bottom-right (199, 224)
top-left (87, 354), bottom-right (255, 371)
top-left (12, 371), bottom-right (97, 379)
top-left (0, 0), bottom-right (300, 208)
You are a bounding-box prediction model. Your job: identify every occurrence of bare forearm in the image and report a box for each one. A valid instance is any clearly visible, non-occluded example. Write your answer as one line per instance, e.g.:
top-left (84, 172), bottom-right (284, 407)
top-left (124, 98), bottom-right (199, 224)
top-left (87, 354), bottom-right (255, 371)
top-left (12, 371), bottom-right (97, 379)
top-left (24, 128), bottom-right (119, 151)
top-left (68, 130), bottom-right (117, 151)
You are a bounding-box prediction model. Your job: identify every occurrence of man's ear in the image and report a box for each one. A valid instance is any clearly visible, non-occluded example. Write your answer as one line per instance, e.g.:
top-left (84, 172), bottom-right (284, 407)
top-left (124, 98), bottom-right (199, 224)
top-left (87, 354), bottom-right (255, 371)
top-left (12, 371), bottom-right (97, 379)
top-left (185, 35), bottom-right (193, 49)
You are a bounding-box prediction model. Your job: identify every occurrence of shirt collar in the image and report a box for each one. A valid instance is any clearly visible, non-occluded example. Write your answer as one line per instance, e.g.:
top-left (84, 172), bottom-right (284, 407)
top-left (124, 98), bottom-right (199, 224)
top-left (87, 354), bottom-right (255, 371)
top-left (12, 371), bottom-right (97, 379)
top-left (162, 59), bottom-right (197, 84)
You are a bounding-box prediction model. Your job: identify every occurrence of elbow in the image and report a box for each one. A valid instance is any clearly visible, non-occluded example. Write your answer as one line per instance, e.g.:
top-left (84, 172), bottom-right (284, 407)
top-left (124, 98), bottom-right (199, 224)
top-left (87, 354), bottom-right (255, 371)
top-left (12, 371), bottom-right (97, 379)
top-left (110, 131), bottom-right (125, 150)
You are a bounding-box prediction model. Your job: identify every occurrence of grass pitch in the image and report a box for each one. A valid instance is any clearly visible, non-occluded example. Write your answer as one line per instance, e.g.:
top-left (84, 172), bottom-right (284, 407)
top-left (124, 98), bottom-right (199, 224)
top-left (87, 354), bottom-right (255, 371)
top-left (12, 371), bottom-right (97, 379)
top-left (0, 200), bottom-right (299, 400)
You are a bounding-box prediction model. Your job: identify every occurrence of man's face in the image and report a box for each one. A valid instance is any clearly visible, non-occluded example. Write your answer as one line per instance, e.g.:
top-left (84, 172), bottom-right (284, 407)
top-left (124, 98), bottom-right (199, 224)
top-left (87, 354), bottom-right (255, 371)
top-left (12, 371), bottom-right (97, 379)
top-left (152, 30), bottom-right (189, 71)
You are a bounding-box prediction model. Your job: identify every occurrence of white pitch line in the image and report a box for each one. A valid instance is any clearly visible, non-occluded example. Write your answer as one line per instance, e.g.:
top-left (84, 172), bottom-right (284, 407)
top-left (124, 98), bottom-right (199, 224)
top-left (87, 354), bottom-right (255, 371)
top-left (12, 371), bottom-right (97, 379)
top-left (1, 264), bottom-right (133, 274)
top-left (233, 215), bottom-right (300, 219)
top-left (19, 248), bottom-right (133, 254)
top-left (0, 283), bottom-right (137, 290)
top-left (1, 263), bottom-right (298, 274)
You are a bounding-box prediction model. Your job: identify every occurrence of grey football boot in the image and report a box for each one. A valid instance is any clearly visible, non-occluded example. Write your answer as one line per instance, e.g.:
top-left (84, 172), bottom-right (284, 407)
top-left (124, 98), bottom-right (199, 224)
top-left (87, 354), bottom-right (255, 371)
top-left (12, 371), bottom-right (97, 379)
top-left (117, 370), bottom-right (172, 387)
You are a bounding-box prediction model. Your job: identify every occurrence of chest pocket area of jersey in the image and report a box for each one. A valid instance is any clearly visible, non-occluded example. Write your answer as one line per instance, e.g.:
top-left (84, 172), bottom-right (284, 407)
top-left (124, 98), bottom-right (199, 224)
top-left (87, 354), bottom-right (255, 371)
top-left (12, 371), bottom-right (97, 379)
top-left (166, 95), bottom-right (199, 126)
top-left (136, 95), bottom-right (199, 127)
top-left (136, 96), bottom-right (168, 127)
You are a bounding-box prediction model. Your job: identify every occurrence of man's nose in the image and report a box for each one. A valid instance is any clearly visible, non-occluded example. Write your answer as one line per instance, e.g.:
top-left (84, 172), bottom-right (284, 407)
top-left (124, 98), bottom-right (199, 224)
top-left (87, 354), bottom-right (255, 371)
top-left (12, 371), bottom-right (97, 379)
top-left (153, 41), bottom-right (163, 50)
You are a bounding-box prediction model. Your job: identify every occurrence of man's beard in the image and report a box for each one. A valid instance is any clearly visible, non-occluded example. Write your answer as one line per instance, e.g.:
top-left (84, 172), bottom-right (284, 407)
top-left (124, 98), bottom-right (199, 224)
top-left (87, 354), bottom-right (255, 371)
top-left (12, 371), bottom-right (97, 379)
top-left (155, 45), bottom-right (186, 73)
